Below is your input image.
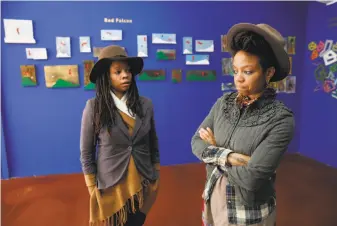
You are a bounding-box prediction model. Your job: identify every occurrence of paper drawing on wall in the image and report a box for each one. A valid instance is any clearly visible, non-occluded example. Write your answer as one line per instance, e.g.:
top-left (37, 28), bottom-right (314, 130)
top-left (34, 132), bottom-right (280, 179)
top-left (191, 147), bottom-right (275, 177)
top-left (156, 49), bottom-right (176, 60)
top-left (186, 70), bottom-right (216, 81)
top-left (308, 41), bottom-right (317, 51)
top-left (289, 56), bottom-right (292, 75)
top-left (277, 79), bottom-right (287, 93)
top-left (287, 36), bottom-right (296, 55)
top-left (319, 40), bottom-right (333, 57)
top-left (311, 49), bottom-right (319, 60)
top-left (44, 65), bottom-right (80, 88)
top-left (171, 69), bottom-right (182, 83)
top-left (20, 65), bottom-right (37, 87)
top-left (186, 55), bottom-right (209, 65)
top-left (332, 42), bottom-right (337, 52)
top-left (26, 48), bottom-right (47, 60)
top-left (195, 40), bottom-right (214, 52)
top-left (222, 58), bottom-right (233, 76)
top-left (314, 63), bottom-right (328, 82)
top-left (286, 76), bottom-right (296, 93)
top-left (84, 60), bottom-right (95, 90)
top-left (138, 70), bottom-right (166, 81)
top-left (221, 35), bottom-right (228, 52)
top-left (323, 50), bottom-right (337, 66)
top-left (283, 37), bottom-right (288, 52)
top-left (93, 47), bottom-right (103, 57)
top-left (79, 36), bottom-right (91, 53)
top-left (221, 82), bottom-right (236, 92)
top-left (101, 30), bottom-right (122, 41)
top-left (137, 35), bottom-right (148, 57)
top-left (183, 37), bottom-right (192, 54)
top-left (56, 37), bottom-right (71, 58)
top-left (152, 33), bottom-right (176, 44)
top-left (3, 19), bottom-right (36, 43)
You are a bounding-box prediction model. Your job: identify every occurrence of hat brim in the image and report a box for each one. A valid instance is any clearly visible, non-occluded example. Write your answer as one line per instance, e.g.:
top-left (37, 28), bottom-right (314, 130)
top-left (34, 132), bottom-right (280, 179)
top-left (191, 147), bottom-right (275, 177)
top-left (226, 23), bottom-right (290, 82)
top-left (89, 56), bottom-right (144, 83)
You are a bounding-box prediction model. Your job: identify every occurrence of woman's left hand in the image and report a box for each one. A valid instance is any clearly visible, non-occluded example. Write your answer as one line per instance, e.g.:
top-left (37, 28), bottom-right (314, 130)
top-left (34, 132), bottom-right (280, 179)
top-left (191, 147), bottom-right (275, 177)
top-left (199, 127), bottom-right (216, 146)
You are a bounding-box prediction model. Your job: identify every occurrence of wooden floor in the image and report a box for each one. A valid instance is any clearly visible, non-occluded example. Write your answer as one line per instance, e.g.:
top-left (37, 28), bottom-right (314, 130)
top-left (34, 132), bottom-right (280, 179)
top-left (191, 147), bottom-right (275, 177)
top-left (2, 153), bottom-right (337, 226)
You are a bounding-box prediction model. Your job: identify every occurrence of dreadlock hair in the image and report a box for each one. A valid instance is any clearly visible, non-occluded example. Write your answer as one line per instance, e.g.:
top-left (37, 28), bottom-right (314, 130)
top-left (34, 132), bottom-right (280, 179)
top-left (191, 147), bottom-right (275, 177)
top-left (230, 31), bottom-right (279, 74)
top-left (93, 70), bottom-right (144, 135)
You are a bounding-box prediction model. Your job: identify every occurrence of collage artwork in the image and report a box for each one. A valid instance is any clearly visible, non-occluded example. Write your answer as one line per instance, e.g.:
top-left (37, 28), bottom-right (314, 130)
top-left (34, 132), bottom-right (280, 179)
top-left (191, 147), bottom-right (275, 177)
top-left (4, 18), bottom-right (297, 95)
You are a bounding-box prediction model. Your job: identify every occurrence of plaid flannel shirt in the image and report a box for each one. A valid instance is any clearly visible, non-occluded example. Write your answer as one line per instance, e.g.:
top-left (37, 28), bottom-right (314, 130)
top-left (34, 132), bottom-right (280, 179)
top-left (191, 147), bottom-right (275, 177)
top-left (201, 146), bottom-right (276, 225)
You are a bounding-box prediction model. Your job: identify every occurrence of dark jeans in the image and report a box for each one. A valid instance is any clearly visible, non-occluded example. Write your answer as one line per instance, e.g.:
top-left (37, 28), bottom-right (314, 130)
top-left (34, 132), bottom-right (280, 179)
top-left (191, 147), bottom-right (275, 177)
top-left (124, 211), bottom-right (146, 226)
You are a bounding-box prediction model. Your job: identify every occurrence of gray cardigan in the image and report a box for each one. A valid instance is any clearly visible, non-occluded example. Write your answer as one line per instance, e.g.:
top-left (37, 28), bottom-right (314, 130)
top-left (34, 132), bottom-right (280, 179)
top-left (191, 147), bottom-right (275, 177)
top-left (191, 91), bottom-right (295, 206)
top-left (80, 96), bottom-right (160, 190)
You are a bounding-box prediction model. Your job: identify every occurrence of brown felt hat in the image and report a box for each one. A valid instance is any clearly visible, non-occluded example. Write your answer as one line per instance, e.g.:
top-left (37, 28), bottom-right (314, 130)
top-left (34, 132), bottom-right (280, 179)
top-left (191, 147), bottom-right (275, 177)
top-left (226, 23), bottom-right (290, 82)
top-left (90, 45), bottom-right (144, 83)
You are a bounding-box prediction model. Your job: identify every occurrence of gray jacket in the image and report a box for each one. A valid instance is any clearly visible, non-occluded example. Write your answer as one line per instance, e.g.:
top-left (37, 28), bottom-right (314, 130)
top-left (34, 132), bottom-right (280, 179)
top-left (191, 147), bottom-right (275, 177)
top-left (191, 91), bottom-right (295, 205)
top-left (80, 96), bottom-right (160, 190)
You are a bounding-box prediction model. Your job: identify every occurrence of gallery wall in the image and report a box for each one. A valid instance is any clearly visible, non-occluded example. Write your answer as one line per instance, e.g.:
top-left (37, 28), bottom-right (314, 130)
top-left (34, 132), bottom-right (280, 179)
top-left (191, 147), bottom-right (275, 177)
top-left (1, 1), bottom-right (307, 178)
top-left (299, 2), bottom-right (337, 168)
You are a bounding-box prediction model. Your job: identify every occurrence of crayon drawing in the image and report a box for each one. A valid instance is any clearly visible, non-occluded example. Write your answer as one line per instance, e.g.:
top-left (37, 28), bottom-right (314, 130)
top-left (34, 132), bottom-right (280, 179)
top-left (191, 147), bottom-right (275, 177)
top-left (186, 70), bottom-right (216, 81)
top-left (156, 49), bottom-right (176, 60)
top-left (172, 69), bottom-right (182, 83)
top-left (101, 30), bottom-right (122, 41)
top-left (44, 65), bottom-right (80, 88)
top-left (138, 70), bottom-right (166, 81)
top-left (137, 35), bottom-right (148, 57)
top-left (20, 65), bottom-right (37, 87)
top-left (152, 33), bottom-right (176, 44)
top-left (186, 55), bottom-right (209, 65)
top-left (183, 37), bottom-right (192, 54)
top-left (84, 60), bottom-right (95, 90)
top-left (80, 36), bottom-right (91, 53)
top-left (195, 40), bottom-right (214, 52)
top-left (56, 37), bottom-right (71, 58)
top-left (221, 35), bottom-right (228, 52)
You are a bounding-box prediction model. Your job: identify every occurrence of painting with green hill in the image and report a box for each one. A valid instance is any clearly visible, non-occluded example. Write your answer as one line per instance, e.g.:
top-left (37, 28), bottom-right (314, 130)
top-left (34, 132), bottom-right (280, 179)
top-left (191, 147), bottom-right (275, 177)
top-left (138, 70), bottom-right (166, 81)
top-left (20, 65), bottom-right (37, 87)
top-left (171, 69), bottom-right (182, 83)
top-left (186, 70), bottom-right (216, 81)
top-left (156, 49), bottom-right (176, 60)
top-left (44, 65), bottom-right (80, 88)
top-left (84, 60), bottom-right (95, 90)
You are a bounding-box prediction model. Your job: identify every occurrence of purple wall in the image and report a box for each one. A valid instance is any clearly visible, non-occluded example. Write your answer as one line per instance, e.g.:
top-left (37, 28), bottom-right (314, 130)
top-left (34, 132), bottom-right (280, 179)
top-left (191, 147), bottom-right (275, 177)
top-left (1, 1), bottom-right (308, 178)
top-left (298, 2), bottom-right (337, 168)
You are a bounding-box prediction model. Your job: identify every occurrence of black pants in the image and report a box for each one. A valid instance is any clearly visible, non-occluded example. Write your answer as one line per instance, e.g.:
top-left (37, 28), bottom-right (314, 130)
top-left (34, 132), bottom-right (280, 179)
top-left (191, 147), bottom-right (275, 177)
top-left (124, 211), bottom-right (146, 226)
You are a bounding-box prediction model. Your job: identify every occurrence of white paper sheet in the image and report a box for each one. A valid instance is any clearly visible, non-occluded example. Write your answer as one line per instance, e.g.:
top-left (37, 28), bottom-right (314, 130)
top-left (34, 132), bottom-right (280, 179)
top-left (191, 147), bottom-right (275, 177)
top-left (79, 36), bottom-right (91, 53)
top-left (26, 48), bottom-right (48, 60)
top-left (3, 19), bottom-right (36, 44)
top-left (101, 30), bottom-right (122, 41)
top-left (137, 35), bottom-right (148, 57)
top-left (56, 37), bottom-right (71, 58)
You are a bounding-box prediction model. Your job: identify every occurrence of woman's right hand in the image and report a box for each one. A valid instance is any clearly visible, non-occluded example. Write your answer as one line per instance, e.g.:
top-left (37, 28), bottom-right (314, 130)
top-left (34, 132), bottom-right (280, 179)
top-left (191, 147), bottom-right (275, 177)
top-left (227, 153), bottom-right (251, 166)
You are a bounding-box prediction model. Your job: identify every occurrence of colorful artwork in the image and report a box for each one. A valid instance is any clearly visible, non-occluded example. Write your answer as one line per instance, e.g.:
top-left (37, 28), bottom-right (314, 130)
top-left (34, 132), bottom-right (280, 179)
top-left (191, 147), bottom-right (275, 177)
top-left (93, 47), bottom-right (103, 57)
top-left (152, 33), bottom-right (176, 44)
top-left (287, 36), bottom-right (296, 55)
top-left (183, 37), bottom-right (192, 54)
top-left (156, 49), bottom-right (176, 60)
top-left (138, 70), bottom-right (165, 81)
top-left (84, 60), bottom-right (95, 90)
top-left (195, 40), bottom-right (214, 52)
top-left (222, 58), bottom-right (233, 75)
top-left (186, 70), bottom-right (216, 81)
top-left (137, 35), bottom-right (148, 57)
top-left (79, 36), bottom-right (91, 53)
top-left (323, 50), bottom-right (337, 66)
top-left (20, 65), bottom-right (37, 87)
top-left (283, 37), bottom-right (288, 52)
top-left (172, 69), bottom-right (182, 83)
top-left (286, 76), bottom-right (296, 93)
top-left (101, 30), bottom-right (122, 41)
top-left (56, 37), bottom-right (71, 58)
top-left (308, 41), bottom-right (317, 51)
top-left (221, 35), bottom-right (228, 52)
top-left (289, 56), bottom-right (293, 75)
top-left (277, 79), bottom-right (287, 93)
top-left (319, 40), bottom-right (333, 57)
top-left (221, 82), bottom-right (237, 92)
top-left (186, 55), bottom-right (209, 65)
top-left (44, 65), bottom-right (80, 88)
top-left (3, 19), bottom-right (36, 43)
top-left (26, 48), bottom-right (47, 60)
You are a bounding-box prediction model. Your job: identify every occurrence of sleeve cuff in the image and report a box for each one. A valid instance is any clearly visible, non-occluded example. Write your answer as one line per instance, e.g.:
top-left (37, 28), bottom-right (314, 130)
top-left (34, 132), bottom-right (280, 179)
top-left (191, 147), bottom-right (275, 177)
top-left (202, 145), bottom-right (233, 167)
top-left (84, 173), bottom-right (96, 187)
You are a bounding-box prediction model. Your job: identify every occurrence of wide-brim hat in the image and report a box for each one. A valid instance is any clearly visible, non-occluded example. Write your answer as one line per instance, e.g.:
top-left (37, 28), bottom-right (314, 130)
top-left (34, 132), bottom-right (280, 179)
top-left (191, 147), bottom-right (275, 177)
top-left (226, 23), bottom-right (290, 82)
top-left (90, 45), bottom-right (144, 83)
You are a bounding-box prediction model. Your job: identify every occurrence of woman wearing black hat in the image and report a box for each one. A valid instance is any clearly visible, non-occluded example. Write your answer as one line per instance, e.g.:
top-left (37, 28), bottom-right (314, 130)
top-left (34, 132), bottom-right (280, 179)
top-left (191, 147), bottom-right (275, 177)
top-left (80, 45), bottom-right (160, 226)
top-left (192, 23), bottom-right (295, 226)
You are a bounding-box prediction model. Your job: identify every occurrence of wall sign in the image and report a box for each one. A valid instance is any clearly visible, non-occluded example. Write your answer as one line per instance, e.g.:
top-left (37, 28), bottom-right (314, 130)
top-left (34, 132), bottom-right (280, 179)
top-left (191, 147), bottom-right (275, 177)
top-left (104, 17), bottom-right (132, 23)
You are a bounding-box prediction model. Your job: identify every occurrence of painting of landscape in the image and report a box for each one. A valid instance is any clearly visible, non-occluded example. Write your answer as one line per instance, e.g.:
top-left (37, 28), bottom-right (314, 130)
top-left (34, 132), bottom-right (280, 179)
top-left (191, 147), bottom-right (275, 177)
top-left (44, 65), bottom-right (80, 88)
top-left (138, 70), bottom-right (166, 81)
top-left (186, 70), bottom-right (216, 81)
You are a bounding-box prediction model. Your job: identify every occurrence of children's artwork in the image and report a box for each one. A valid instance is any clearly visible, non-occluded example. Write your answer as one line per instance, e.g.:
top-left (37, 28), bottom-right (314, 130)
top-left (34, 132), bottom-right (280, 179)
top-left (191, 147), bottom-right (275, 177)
top-left (221, 35), bottom-right (228, 52)
top-left (101, 30), bottom-right (122, 41)
top-left (171, 69), bottom-right (182, 83)
top-left (311, 49), bottom-right (319, 60)
top-left (3, 19), bottom-right (36, 43)
top-left (308, 41), bottom-right (317, 51)
top-left (20, 65), bottom-right (37, 87)
top-left (156, 49), bottom-right (176, 60)
top-left (195, 40), bottom-right (214, 52)
top-left (283, 37), bottom-right (288, 52)
top-left (289, 56), bottom-right (292, 75)
top-left (332, 42), bottom-right (337, 52)
top-left (314, 63), bottom-right (328, 82)
top-left (84, 60), bottom-right (95, 90)
top-left (44, 65), bottom-right (80, 88)
top-left (323, 50), bottom-right (337, 66)
top-left (56, 37), bottom-right (71, 58)
top-left (93, 47), bottom-right (103, 57)
top-left (186, 70), bottom-right (216, 81)
top-left (79, 36), bottom-right (91, 53)
top-left (277, 79), bottom-right (287, 93)
top-left (319, 40), bottom-right (333, 57)
top-left (152, 33), bottom-right (176, 44)
top-left (221, 82), bottom-right (237, 92)
top-left (138, 70), bottom-right (166, 81)
top-left (26, 48), bottom-right (48, 60)
top-left (186, 55), bottom-right (209, 65)
top-left (137, 35), bottom-right (148, 57)
top-left (183, 37), bottom-right (192, 54)
top-left (286, 76), bottom-right (296, 93)
top-left (287, 36), bottom-right (296, 55)
top-left (222, 58), bottom-right (233, 75)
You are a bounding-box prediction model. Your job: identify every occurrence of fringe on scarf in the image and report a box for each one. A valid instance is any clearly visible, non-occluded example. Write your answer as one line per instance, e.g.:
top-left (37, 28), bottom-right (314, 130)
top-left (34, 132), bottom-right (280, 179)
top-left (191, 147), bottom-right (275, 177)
top-left (89, 189), bottom-right (144, 226)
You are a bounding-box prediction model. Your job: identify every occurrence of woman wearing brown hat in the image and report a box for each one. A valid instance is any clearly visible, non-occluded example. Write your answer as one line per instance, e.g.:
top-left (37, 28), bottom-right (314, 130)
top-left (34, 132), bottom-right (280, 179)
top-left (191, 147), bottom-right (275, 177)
top-left (80, 45), bottom-right (160, 226)
top-left (192, 23), bottom-right (295, 226)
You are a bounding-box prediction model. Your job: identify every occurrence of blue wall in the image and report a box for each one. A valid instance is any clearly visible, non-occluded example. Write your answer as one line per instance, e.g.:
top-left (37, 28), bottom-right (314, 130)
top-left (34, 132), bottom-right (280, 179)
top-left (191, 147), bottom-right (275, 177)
top-left (1, 1), bottom-right (307, 178)
top-left (298, 2), bottom-right (337, 168)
